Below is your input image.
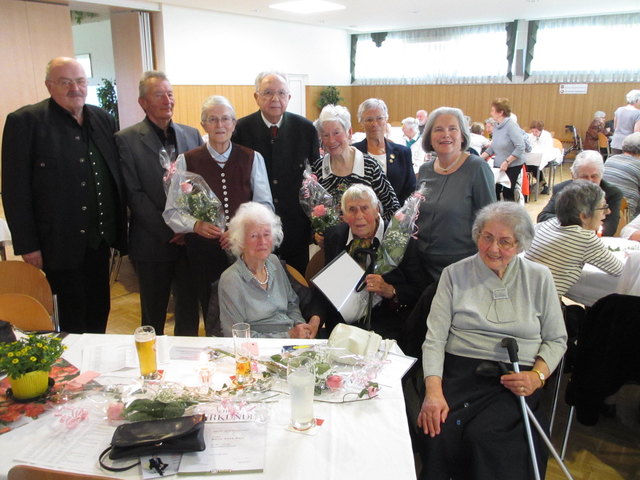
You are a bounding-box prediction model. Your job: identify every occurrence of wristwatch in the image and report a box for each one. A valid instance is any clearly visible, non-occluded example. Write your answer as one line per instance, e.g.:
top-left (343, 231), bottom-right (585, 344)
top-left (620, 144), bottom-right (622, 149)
top-left (531, 369), bottom-right (546, 388)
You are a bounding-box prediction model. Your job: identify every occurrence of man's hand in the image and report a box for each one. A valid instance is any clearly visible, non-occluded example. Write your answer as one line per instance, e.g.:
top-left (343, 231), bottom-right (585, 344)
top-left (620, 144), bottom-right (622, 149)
top-left (22, 250), bottom-right (43, 269)
top-left (169, 233), bottom-right (186, 245)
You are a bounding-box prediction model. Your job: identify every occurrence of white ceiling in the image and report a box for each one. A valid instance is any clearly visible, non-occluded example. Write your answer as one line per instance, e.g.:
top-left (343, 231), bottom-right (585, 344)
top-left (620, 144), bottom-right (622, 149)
top-left (72, 0), bottom-right (639, 33)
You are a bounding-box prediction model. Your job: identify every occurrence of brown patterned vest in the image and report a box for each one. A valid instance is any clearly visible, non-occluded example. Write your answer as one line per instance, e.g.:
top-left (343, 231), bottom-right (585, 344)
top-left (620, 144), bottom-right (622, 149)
top-left (184, 143), bottom-right (254, 223)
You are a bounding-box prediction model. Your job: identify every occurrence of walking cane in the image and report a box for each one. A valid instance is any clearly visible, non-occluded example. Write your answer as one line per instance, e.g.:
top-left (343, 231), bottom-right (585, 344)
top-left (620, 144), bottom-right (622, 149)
top-left (501, 337), bottom-right (542, 480)
top-left (353, 248), bottom-right (377, 331)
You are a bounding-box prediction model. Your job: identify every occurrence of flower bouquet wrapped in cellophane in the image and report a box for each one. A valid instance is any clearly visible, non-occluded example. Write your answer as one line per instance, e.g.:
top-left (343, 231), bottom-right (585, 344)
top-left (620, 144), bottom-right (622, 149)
top-left (163, 154), bottom-right (226, 234)
top-left (299, 167), bottom-right (340, 235)
top-left (374, 183), bottom-right (428, 276)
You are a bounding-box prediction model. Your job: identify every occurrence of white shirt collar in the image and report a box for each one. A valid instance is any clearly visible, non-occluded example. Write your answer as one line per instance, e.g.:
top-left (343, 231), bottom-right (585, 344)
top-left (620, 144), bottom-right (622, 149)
top-left (260, 111), bottom-right (282, 129)
top-left (320, 148), bottom-right (366, 179)
top-left (346, 214), bottom-right (384, 244)
top-left (206, 143), bottom-right (232, 166)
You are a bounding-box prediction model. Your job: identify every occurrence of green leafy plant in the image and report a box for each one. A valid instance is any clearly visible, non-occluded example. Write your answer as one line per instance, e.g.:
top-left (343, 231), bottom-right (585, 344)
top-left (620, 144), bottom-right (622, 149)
top-left (96, 78), bottom-right (119, 129)
top-left (316, 86), bottom-right (344, 109)
top-left (0, 335), bottom-right (66, 378)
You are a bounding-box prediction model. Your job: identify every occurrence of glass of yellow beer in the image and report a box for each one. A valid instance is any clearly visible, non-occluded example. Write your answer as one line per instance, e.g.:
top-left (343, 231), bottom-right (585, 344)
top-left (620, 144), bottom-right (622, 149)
top-left (232, 323), bottom-right (251, 384)
top-left (134, 325), bottom-right (158, 379)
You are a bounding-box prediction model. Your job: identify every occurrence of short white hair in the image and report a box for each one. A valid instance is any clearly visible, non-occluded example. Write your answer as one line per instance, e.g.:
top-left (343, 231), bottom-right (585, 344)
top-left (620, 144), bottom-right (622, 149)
top-left (227, 202), bottom-right (283, 258)
top-left (357, 98), bottom-right (389, 123)
top-left (315, 104), bottom-right (351, 134)
top-left (571, 150), bottom-right (604, 178)
top-left (201, 95), bottom-right (235, 122)
top-left (254, 71), bottom-right (289, 91)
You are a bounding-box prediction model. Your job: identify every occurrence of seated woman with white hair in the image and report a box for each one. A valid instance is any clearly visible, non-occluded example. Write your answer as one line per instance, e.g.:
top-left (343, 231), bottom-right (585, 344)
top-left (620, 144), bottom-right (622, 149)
top-left (218, 202), bottom-right (320, 338)
top-left (584, 110), bottom-right (610, 151)
top-left (526, 180), bottom-right (623, 297)
top-left (312, 104), bottom-right (399, 222)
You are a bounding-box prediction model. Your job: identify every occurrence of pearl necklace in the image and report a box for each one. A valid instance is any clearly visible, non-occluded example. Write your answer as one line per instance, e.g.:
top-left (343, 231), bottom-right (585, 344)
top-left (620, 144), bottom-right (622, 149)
top-left (436, 153), bottom-right (464, 173)
top-left (248, 263), bottom-right (269, 286)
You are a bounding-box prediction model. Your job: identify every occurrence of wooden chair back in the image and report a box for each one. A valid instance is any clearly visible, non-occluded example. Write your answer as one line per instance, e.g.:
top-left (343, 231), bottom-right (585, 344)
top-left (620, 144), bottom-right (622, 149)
top-left (615, 198), bottom-right (630, 237)
top-left (305, 248), bottom-right (326, 284)
top-left (286, 264), bottom-right (308, 287)
top-left (0, 261), bottom-right (55, 317)
top-left (8, 465), bottom-right (114, 480)
top-left (0, 293), bottom-right (54, 331)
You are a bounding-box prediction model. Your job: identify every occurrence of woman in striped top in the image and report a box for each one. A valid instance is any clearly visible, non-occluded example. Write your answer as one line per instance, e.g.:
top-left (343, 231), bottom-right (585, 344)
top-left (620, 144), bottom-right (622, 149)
top-left (312, 105), bottom-right (400, 222)
top-left (525, 180), bottom-right (623, 297)
top-left (603, 132), bottom-right (640, 218)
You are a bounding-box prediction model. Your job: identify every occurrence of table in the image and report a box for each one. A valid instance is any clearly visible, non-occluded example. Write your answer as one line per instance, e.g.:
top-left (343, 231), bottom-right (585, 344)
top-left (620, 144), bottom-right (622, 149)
top-left (564, 237), bottom-right (640, 306)
top-left (0, 334), bottom-right (416, 479)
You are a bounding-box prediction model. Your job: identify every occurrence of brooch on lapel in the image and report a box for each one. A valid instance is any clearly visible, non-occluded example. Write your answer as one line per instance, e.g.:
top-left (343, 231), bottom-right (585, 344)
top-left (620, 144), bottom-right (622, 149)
top-left (389, 153), bottom-right (395, 163)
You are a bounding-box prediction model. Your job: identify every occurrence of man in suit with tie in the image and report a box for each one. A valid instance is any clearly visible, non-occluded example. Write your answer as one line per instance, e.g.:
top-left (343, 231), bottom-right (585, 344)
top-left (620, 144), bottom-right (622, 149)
top-left (116, 71), bottom-right (203, 335)
top-left (232, 71), bottom-right (319, 273)
top-left (2, 57), bottom-right (128, 334)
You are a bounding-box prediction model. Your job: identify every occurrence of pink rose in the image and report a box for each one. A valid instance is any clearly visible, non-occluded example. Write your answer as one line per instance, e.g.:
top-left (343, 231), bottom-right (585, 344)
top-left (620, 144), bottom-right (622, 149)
top-left (367, 385), bottom-right (379, 397)
top-left (181, 182), bottom-right (193, 194)
top-left (312, 205), bottom-right (327, 217)
top-left (394, 212), bottom-right (406, 222)
top-left (107, 402), bottom-right (124, 421)
top-left (326, 375), bottom-right (343, 392)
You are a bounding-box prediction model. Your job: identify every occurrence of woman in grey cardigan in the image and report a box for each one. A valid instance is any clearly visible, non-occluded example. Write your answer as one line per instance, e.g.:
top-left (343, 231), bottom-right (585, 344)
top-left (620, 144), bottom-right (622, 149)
top-left (482, 97), bottom-right (526, 201)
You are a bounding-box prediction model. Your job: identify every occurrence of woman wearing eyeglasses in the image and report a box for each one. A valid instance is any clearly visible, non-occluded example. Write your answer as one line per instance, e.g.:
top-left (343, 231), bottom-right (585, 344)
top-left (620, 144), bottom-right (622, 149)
top-left (164, 95), bottom-right (274, 321)
top-left (417, 201), bottom-right (567, 479)
top-left (525, 180), bottom-right (623, 297)
top-left (352, 98), bottom-right (416, 204)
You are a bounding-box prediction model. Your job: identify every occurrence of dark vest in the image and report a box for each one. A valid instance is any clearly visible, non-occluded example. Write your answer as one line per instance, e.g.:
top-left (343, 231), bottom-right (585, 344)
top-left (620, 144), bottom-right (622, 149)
top-left (184, 143), bottom-right (254, 222)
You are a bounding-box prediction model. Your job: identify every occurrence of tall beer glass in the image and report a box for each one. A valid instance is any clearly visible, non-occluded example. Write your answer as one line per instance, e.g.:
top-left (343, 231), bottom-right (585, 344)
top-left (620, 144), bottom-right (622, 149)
top-left (134, 325), bottom-right (158, 379)
top-left (232, 322), bottom-right (251, 384)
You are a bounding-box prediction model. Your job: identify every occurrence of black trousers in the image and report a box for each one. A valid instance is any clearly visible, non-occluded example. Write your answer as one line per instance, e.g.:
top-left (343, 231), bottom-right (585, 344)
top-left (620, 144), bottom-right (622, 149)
top-left (496, 164), bottom-right (523, 201)
top-left (419, 354), bottom-right (547, 480)
top-left (45, 242), bottom-right (111, 334)
top-left (135, 249), bottom-right (199, 336)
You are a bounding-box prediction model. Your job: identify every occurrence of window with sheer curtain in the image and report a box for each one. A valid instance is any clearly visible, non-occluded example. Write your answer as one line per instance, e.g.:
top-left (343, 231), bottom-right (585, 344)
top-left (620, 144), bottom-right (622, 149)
top-left (353, 23), bottom-right (509, 85)
top-left (529, 14), bottom-right (640, 83)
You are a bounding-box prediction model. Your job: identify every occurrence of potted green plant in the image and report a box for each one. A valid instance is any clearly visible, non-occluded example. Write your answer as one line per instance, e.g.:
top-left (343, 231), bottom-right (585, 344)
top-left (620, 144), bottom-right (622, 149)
top-left (96, 78), bottom-right (119, 129)
top-left (316, 86), bottom-right (344, 110)
top-left (0, 334), bottom-right (66, 400)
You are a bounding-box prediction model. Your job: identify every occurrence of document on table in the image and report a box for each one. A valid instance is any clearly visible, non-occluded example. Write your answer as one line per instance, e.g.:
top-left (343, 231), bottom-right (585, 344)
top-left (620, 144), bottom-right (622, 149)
top-left (312, 251), bottom-right (368, 324)
top-left (81, 336), bottom-right (170, 374)
top-left (179, 421), bottom-right (267, 474)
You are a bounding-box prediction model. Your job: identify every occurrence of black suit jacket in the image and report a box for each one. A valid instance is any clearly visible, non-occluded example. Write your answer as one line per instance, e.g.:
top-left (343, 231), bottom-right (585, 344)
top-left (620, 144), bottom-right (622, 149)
top-left (537, 179), bottom-right (623, 236)
top-left (353, 138), bottom-right (416, 205)
top-left (2, 98), bottom-right (127, 269)
top-left (116, 118), bottom-right (203, 261)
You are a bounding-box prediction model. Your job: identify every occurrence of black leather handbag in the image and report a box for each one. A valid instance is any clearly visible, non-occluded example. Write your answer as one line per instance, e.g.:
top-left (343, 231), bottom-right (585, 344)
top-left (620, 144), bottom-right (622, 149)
top-left (99, 414), bottom-right (206, 472)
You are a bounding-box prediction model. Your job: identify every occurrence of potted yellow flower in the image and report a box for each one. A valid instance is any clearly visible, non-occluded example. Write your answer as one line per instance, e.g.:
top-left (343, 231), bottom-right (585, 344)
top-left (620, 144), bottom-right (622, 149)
top-left (0, 334), bottom-right (66, 400)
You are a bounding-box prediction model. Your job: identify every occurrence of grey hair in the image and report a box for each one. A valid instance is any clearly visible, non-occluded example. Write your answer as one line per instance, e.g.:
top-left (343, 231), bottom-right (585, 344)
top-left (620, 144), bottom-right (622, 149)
top-left (421, 107), bottom-right (471, 152)
top-left (485, 118), bottom-right (497, 126)
top-left (593, 111), bottom-right (606, 119)
top-left (340, 184), bottom-right (380, 213)
top-left (139, 71), bottom-right (169, 98)
top-left (625, 89), bottom-right (640, 105)
top-left (254, 71), bottom-right (289, 91)
top-left (571, 150), bottom-right (604, 178)
top-left (357, 98), bottom-right (389, 123)
top-left (470, 122), bottom-right (485, 135)
top-left (315, 104), bottom-right (351, 134)
top-left (622, 132), bottom-right (640, 155)
top-left (401, 117), bottom-right (419, 130)
top-left (556, 180), bottom-right (604, 227)
top-left (201, 95), bottom-right (236, 122)
top-left (227, 202), bottom-right (283, 258)
top-left (472, 201), bottom-right (534, 253)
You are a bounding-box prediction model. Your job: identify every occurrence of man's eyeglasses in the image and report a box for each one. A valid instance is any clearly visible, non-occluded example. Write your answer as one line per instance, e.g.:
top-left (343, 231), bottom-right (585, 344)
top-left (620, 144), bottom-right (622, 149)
top-left (258, 90), bottom-right (289, 99)
top-left (478, 232), bottom-right (517, 249)
top-left (204, 116), bottom-right (234, 125)
top-left (52, 77), bottom-right (88, 88)
top-left (594, 204), bottom-right (609, 211)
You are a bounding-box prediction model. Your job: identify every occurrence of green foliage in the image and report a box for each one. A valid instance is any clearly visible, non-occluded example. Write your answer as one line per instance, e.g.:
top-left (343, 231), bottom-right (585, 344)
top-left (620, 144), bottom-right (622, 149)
top-left (0, 335), bottom-right (66, 378)
top-left (316, 86), bottom-right (344, 109)
top-left (96, 78), bottom-right (119, 129)
top-left (123, 398), bottom-right (196, 422)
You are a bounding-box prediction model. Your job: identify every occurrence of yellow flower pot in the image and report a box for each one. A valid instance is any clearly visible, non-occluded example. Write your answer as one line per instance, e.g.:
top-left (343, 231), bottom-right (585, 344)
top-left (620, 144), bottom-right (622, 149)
top-left (9, 370), bottom-right (50, 400)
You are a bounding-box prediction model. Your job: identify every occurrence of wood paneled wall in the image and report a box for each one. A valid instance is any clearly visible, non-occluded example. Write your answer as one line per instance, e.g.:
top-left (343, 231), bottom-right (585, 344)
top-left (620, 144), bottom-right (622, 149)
top-left (172, 82), bottom-right (637, 143)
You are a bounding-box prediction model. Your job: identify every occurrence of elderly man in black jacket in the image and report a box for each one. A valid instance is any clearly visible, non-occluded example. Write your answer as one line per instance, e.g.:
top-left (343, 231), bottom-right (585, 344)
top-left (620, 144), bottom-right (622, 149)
top-left (2, 57), bottom-right (128, 333)
top-left (231, 71), bottom-right (319, 274)
top-left (537, 150), bottom-right (623, 236)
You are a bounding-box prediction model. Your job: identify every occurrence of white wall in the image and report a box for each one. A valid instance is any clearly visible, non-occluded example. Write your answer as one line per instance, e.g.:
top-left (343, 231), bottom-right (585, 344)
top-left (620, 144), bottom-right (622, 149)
top-left (161, 5), bottom-right (351, 86)
top-left (72, 19), bottom-right (116, 85)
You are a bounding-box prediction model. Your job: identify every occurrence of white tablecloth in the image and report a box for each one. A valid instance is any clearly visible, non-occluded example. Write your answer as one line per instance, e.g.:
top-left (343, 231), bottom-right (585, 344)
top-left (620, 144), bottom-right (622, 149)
top-left (0, 334), bottom-right (416, 480)
top-left (564, 237), bottom-right (640, 306)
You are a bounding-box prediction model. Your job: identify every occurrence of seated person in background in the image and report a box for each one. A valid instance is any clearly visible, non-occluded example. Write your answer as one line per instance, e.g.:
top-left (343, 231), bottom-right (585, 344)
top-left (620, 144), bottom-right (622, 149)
top-left (218, 202), bottom-right (321, 338)
top-left (584, 110), bottom-right (610, 151)
top-left (621, 213), bottom-right (640, 241)
top-left (527, 120), bottom-right (555, 194)
top-left (526, 180), bottom-right (623, 297)
top-left (401, 117), bottom-right (428, 174)
top-left (603, 132), bottom-right (640, 218)
top-left (468, 122), bottom-right (490, 156)
top-left (537, 150), bottom-right (623, 236)
top-left (417, 201), bottom-right (566, 480)
top-left (322, 184), bottom-right (426, 340)
top-left (312, 104), bottom-right (399, 222)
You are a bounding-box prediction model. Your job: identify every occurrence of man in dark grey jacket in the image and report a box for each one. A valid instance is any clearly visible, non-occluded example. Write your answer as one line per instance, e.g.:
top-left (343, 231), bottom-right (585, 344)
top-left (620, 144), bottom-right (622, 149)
top-left (116, 71), bottom-right (203, 335)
